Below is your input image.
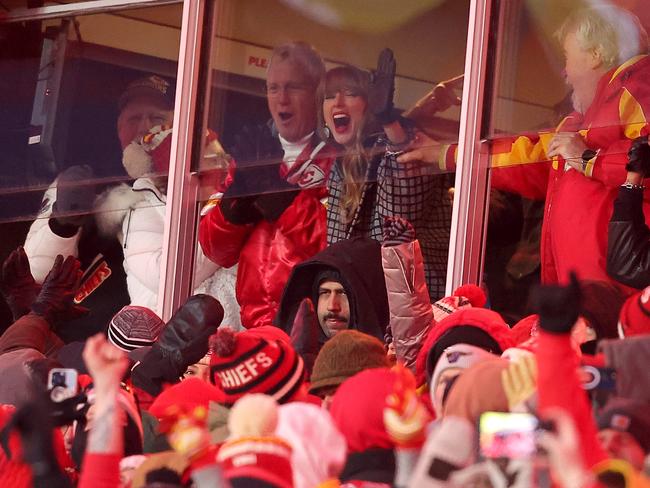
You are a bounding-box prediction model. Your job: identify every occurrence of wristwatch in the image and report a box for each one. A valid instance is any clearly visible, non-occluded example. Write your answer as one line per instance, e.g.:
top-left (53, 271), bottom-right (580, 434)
top-left (581, 149), bottom-right (597, 173)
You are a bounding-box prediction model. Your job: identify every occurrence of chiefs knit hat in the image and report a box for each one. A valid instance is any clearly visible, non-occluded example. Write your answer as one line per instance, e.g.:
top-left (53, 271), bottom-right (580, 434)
top-left (309, 330), bottom-right (390, 395)
top-left (218, 394), bottom-right (293, 488)
top-left (597, 399), bottom-right (650, 452)
top-left (432, 284), bottom-right (487, 324)
top-left (209, 327), bottom-right (305, 406)
top-left (119, 75), bottom-right (174, 111)
top-left (108, 305), bottom-right (165, 352)
top-left (618, 286), bottom-right (650, 338)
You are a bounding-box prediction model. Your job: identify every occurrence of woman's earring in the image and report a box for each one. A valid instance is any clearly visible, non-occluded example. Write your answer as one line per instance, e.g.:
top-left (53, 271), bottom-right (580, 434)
top-left (317, 125), bottom-right (330, 141)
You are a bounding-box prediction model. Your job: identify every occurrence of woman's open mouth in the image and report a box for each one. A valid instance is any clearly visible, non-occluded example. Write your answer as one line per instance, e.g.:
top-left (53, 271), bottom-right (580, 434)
top-left (332, 113), bottom-right (351, 133)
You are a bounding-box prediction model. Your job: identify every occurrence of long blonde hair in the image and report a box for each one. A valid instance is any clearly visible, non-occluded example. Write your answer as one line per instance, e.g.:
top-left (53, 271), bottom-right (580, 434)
top-left (320, 66), bottom-right (372, 224)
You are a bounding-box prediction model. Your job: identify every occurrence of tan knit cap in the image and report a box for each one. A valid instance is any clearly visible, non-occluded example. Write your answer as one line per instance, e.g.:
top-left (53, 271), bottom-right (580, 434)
top-left (309, 330), bottom-right (390, 394)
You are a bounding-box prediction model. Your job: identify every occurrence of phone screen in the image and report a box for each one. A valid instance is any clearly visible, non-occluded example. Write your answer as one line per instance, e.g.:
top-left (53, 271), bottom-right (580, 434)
top-left (479, 411), bottom-right (538, 459)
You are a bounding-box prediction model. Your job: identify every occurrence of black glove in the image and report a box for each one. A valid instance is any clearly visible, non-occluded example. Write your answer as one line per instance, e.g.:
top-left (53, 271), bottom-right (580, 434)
top-left (220, 194), bottom-right (263, 226)
top-left (221, 124), bottom-right (284, 225)
top-left (0, 246), bottom-right (39, 320)
top-left (229, 124), bottom-right (283, 166)
top-left (252, 163), bottom-right (300, 222)
top-left (530, 272), bottom-right (582, 334)
top-left (49, 392), bottom-right (88, 427)
top-left (51, 165), bottom-right (96, 232)
top-left (368, 48), bottom-right (399, 125)
top-left (289, 298), bottom-right (320, 377)
top-left (30, 255), bottom-right (88, 328)
top-left (131, 294), bottom-right (224, 396)
top-left (382, 216), bottom-right (416, 247)
top-left (626, 135), bottom-right (650, 177)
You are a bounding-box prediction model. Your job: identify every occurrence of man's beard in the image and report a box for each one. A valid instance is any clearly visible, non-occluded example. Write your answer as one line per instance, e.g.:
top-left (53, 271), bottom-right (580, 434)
top-left (320, 313), bottom-right (349, 337)
top-left (571, 90), bottom-right (587, 114)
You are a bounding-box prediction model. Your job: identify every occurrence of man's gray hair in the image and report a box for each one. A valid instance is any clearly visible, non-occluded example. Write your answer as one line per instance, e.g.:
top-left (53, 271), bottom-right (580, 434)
top-left (268, 41), bottom-right (326, 88)
top-left (555, 5), bottom-right (649, 70)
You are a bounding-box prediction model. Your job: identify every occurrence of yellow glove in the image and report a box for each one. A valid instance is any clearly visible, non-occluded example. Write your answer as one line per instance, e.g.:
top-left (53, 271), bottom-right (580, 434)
top-left (501, 355), bottom-right (537, 413)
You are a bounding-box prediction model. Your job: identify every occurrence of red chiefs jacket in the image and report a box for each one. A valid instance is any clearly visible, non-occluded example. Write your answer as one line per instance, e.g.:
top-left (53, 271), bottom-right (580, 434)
top-left (493, 55), bottom-right (650, 288)
top-left (199, 136), bottom-right (335, 328)
top-left (440, 55), bottom-right (650, 290)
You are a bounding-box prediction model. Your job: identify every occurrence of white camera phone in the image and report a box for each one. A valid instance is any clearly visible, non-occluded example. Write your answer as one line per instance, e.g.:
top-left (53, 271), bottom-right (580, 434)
top-left (47, 368), bottom-right (78, 402)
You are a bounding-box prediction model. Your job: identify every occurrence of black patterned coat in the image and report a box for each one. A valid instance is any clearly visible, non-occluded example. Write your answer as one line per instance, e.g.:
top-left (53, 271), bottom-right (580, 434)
top-left (326, 135), bottom-right (453, 300)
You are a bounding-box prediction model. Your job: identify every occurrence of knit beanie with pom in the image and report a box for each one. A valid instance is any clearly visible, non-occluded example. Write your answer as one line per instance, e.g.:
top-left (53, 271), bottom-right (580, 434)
top-left (218, 394), bottom-right (293, 488)
top-left (209, 327), bottom-right (305, 406)
top-left (432, 284), bottom-right (487, 323)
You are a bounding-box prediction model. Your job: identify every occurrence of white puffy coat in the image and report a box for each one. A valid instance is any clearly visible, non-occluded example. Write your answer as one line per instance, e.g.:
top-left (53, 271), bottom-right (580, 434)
top-left (96, 178), bottom-right (242, 328)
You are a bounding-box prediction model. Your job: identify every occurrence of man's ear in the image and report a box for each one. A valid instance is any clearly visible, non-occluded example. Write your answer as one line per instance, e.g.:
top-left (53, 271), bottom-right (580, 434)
top-left (589, 47), bottom-right (604, 70)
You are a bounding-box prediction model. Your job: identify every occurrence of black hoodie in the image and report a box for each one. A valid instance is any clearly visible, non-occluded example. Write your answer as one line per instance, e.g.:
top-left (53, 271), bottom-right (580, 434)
top-left (274, 237), bottom-right (389, 341)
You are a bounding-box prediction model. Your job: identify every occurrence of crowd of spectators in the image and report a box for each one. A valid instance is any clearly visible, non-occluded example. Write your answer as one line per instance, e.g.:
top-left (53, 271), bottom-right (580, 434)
top-left (0, 4), bottom-right (650, 488)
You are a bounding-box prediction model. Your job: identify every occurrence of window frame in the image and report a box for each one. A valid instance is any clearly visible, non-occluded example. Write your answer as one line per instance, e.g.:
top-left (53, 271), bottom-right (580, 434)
top-left (4, 0), bottom-right (496, 317)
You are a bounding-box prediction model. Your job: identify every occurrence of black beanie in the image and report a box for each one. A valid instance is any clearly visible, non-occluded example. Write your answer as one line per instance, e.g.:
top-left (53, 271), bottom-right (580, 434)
top-left (426, 326), bottom-right (502, 381)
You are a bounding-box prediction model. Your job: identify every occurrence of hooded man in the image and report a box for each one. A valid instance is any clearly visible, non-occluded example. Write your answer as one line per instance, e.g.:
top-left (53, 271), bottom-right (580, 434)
top-left (275, 237), bottom-right (390, 345)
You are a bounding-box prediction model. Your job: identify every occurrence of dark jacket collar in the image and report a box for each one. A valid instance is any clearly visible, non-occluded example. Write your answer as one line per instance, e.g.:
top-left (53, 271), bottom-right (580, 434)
top-left (339, 447), bottom-right (396, 484)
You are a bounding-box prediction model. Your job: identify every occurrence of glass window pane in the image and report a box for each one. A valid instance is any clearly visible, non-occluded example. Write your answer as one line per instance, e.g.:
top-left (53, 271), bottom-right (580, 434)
top-left (0, 4), bottom-right (183, 337)
top-left (482, 1), bottom-right (649, 323)
top-left (195, 0), bottom-right (471, 332)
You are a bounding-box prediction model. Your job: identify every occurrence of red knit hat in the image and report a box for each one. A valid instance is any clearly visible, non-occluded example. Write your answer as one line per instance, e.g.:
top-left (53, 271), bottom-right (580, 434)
top-left (510, 314), bottom-right (540, 346)
top-left (415, 308), bottom-right (514, 386)
top-left (209, 327), bottom-right (305, 406)
top-left (217, 394), bottom-right (293, 488)
top-left (217, 437), bottom-right (293, 488)
top-left (329, 368), bottom-right (396, 453)
top-left (432, 284), bottom-right (487, 323)
top-left (149, 378), bottom-right (225, 419)
top-left (246, 325), bottom-right (292, 345)
top-left (618, 286), bottom-right (650, 338)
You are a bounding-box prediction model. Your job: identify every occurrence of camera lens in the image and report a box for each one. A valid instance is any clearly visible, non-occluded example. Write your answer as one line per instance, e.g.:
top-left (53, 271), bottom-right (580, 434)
top-left (51, 371), bottom-right (67, 387)
top-left (50, 386), bottom-right (67, 402)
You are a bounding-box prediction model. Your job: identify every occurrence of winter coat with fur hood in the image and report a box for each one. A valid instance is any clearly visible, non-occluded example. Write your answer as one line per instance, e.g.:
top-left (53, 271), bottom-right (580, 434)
top-left (95, 178), bottom-right (241, 328)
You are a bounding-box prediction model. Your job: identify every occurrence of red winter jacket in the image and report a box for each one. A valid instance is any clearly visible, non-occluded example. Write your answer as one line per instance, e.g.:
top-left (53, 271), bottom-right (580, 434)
top-left (438, 55), bottom-right (650, 291)
top-left (199, 138), bottom-right (335, 328)
top-left (490, 55), bottom-right (650, 290)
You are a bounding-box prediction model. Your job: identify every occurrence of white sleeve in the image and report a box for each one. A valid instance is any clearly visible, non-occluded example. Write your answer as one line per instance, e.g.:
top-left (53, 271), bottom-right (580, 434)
top-left (193, 241), bottom-right (221, 286)
top-left (24, 183), bottom-right (81, 284)
top-left (122, 201), bottom-right (166, 294)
